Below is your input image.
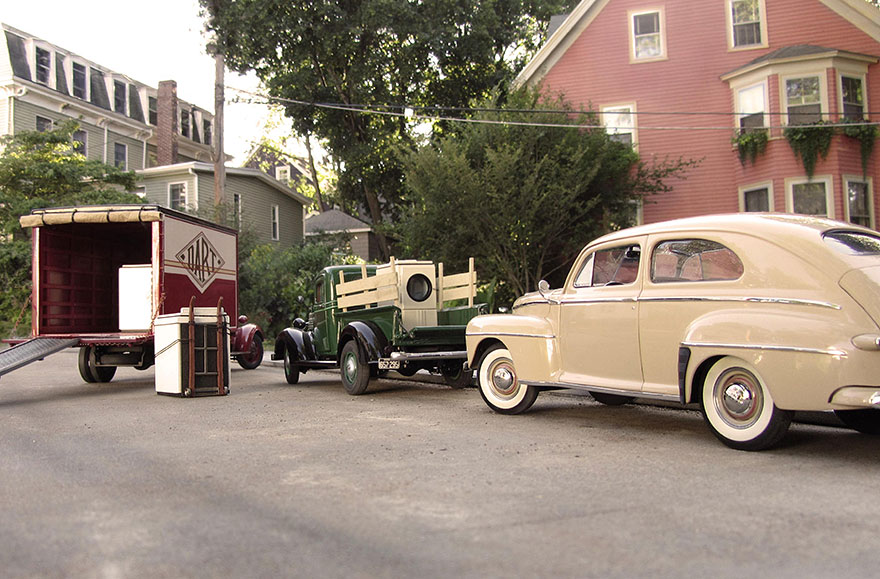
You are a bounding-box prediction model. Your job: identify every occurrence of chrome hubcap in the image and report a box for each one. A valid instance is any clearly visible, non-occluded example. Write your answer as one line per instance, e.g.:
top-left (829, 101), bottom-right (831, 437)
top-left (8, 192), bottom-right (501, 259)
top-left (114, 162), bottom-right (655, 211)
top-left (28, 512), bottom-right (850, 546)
top-left (714, 369), bottom-right (762, 427)
top-left (344, 354), bottom-right (357, 381)
top-left (490, 362), bottom-right (517, 396)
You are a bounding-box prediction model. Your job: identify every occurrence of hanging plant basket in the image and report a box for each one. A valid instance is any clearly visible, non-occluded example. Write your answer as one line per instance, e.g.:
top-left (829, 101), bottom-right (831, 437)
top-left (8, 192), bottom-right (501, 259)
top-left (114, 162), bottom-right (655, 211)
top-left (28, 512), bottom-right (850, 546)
top-left (840, 119), bottom-right (878, 177)
top-left (732, 129), bottom-right (768, 166)
top-left (783, 122), bottom-right (834, 179)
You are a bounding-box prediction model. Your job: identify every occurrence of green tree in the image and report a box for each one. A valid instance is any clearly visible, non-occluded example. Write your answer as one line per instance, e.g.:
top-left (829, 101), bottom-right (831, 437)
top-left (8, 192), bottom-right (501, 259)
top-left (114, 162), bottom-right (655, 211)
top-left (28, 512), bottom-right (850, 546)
top-left (0, 120), bottom-right (139, 238)
top-left (398, 87), bottom-right (695, 302)
top-left (0, 120), bottom-right (141, 337)
top-left (202, 0), bottom-right (576, 260)
top-left (238, 239), bottom-right (360, 340)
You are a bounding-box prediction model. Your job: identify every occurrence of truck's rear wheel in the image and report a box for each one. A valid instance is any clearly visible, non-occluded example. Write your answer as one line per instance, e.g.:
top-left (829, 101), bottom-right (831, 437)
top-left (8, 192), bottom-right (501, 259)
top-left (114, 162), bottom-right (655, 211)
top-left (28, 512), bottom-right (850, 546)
top-left (340, 341), bottom-right (370, 395)
top-left (441, 362), bottom-right (473, 388)
top-left (236, 335), bottom-right (263, 370)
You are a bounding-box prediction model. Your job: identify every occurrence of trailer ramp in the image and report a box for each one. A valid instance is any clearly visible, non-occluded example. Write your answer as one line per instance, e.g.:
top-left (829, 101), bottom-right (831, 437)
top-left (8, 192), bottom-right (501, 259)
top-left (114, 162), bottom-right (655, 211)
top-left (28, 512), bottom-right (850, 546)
top-left (0, 338), bottom-right (79, 378)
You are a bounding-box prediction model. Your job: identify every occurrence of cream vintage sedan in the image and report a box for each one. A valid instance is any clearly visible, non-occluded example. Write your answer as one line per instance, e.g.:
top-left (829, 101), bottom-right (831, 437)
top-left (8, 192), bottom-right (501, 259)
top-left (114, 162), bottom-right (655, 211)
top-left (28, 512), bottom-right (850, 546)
top-left (466, 214), bottom-right (880, 450)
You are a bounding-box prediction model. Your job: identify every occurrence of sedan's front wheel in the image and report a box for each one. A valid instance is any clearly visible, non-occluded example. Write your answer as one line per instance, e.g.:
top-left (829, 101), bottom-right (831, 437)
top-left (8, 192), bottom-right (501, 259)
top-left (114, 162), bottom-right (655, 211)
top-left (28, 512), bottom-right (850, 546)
top-left (701, 356), bottom-right (793, 451)
top-left (477, 345), bottom-right (538, 414)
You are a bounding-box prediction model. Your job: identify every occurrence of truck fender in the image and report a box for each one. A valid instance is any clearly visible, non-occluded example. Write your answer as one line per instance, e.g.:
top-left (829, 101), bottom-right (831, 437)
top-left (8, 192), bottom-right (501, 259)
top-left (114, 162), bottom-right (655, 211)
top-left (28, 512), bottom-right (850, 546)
top-left (233, 322), bottom-right (262, 354)
top-left (338, 321), bottom-right (389, 364)
top-left (274, 327), bottom-right (318, 363)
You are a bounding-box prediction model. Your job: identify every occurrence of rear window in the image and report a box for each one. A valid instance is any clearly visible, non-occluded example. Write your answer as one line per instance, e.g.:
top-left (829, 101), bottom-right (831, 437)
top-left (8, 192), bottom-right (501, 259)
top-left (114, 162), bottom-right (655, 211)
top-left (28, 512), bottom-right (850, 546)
top-left (823, 231), bottom-right (880, 255)
top-left (651, 239), bottom-right (743, 283)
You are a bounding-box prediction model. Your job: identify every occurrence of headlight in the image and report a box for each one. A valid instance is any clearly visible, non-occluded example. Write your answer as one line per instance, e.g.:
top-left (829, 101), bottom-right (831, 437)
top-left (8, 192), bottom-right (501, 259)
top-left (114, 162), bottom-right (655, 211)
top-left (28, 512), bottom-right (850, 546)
top-left (406, 274), bottom-right (432, 302)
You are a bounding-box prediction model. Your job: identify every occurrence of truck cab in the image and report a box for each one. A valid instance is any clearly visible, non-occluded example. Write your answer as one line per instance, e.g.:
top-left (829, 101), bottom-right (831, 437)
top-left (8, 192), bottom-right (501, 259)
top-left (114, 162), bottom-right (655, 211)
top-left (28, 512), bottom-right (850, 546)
top-left (273, 258), bottom-right (487, 394)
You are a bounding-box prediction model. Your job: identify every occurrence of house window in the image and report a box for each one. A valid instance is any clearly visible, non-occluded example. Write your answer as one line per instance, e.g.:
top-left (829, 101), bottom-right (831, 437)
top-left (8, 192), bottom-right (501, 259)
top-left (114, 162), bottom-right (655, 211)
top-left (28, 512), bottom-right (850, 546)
top-left (786, 177), bottom-right (833, 217)
top-left (35, 47), bottom-right (51, 85)
top-left (114, 80), bottom-right (126, 115)
top-left (181, 110), bottom-right (190, 138)
top-left (190, 111), bottom-right (200, 143)
top-left (72, 129), bottom-right (87, 155)
top-left (55, 53), bottom-right (68, 95)
top-left (740, 185), bottom-right (772, 212)
top-left (785, 76), bottom-right (822, 125)
top-left (72, 63), bottom-right (87, 99)
top-left (233, 193), bottom-right (242, 229)
top-left (203, 119), bottom-right (212, 146)
top-left (845, 177), bottom-right (873, 228)
top-left (841, 76), bottom-right (866, 120)
top-left (169, 183), bottom-right (188, 211)
top-left (36, 116), bottom-right (53, 132)
top-left (736, 83), bottom-right (766, 131)
top-left (730, 0), bottom-right (763, 47)
top-left (148, 96), bottom-right (158, 125)
top-left (630, 9), bottom-right (665, 61)
top-left (602, 105), bottom-right (636, 147)
top-left (271, 205), bottom-right (280, 241)
top-left (114, 143), bottom-right (127, 169)
top-left (276, 166), bottom-right (291, 182)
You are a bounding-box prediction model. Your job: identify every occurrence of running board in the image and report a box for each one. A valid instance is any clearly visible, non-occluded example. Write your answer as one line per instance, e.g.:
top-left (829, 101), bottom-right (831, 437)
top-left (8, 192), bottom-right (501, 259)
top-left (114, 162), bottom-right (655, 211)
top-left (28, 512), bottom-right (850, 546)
top-left (0, 338), bottom-right (79, 378)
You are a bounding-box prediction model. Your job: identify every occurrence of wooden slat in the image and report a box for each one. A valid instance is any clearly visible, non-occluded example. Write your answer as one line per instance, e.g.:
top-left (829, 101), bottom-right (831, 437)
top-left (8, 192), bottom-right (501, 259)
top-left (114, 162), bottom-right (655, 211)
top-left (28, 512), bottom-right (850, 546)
top-left (439, 286), bottom-right (475, 303)
top-left (337, 284), bottom-right (398, 310)
top-left (440, 271), bottom-right (476, 288)
top-left (336, 271), bottom-right (397, 297)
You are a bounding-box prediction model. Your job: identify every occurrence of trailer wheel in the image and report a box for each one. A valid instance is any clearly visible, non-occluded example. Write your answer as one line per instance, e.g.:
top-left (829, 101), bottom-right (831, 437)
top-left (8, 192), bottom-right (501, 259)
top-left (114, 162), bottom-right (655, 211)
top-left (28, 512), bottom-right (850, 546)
top-left (78, 347), bottom-right (96, 383)
top-left (340, 340), bottom-right (370, 395)
top-left (236, 335), bottom-right (264, 370)
top-left (78, 346), bottom-right (116, 383)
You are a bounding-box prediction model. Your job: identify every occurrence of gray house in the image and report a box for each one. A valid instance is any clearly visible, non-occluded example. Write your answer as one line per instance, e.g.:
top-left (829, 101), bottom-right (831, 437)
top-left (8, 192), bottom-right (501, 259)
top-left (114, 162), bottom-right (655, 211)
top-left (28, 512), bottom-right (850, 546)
top-left (139, 162), bottom-right (310, 246)
top-left (305, 209), bottom-right (380, 261)
top-left (0, 23), bottom-right (214, 170)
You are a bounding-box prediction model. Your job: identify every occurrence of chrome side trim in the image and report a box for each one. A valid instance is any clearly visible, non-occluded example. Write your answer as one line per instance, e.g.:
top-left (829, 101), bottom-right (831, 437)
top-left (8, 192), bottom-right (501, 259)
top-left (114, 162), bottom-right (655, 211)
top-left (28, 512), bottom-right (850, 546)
top-left (466, 331), bottom-right (556, 339)
top-left (681, 341), bottom-right (847, 357)
top-left (640, 296), bottom-right (841, 310)
top-left (387, 350), bottom-right (467, 361)
top-left (520, 380), bottom-right (681, 403)
top-left (518, 295), bottom-right (841, 309)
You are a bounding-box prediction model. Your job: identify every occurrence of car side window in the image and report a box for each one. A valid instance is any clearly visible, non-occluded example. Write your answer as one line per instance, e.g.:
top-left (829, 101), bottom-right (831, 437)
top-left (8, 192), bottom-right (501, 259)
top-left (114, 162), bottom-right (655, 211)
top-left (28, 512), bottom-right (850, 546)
top-left (651, 239), bottom-right (743, 283)
top-left (315, 280), bottom-right (324, 304)
top-left (574, 244), bottom-right (641, 287)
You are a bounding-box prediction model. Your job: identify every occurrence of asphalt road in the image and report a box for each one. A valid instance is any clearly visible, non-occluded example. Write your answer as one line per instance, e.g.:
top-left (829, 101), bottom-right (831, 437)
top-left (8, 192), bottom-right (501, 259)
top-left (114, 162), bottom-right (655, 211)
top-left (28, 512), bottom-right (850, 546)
top-left (1, 349), bottom-right (879, 578)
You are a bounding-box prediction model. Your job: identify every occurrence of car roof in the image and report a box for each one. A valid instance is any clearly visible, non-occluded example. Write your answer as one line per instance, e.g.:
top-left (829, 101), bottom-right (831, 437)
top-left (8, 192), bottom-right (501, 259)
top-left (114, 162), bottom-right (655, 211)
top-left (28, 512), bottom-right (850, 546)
top-left (593, 213), bottom-right (861, 244)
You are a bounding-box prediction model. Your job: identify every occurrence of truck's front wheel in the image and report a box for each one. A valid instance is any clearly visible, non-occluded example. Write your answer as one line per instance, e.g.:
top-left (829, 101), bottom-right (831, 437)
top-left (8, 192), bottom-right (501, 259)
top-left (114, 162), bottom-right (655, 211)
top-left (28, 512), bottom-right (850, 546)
top-left (340, 340), bottom-right (370, 395)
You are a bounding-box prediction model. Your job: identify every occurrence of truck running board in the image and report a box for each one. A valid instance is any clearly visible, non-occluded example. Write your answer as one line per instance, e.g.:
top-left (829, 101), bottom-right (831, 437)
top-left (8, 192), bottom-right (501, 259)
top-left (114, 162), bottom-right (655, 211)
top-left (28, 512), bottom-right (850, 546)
top-left (0, 338), bottom-right (80, 378)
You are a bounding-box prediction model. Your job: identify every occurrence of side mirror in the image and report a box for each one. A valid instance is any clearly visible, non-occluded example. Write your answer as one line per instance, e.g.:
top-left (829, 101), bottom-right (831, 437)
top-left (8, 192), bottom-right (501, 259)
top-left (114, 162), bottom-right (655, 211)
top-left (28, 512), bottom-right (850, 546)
top-left (537, 280), bottom-right (560, 304)
top-left (297, 295), bottom-right (305, 304)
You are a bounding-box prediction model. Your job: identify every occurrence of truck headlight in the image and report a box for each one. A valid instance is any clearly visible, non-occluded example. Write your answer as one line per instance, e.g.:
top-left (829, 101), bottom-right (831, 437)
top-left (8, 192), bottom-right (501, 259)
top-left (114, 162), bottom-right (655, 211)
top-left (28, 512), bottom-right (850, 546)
top-left (407, 274), bottom-right (432, 302)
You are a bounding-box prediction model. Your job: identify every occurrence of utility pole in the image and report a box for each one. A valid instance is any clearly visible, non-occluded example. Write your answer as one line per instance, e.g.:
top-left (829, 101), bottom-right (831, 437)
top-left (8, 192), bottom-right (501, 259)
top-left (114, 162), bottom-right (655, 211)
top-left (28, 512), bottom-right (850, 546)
top-left (207, 0), bottom-right (227, 224)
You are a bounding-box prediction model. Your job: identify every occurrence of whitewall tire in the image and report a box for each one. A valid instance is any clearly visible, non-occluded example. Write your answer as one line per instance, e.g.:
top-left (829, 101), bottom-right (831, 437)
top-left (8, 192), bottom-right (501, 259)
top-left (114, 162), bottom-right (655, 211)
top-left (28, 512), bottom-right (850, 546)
top-left (701, 356), bottom-right (793, 451)
top-left (477, 345), bottom-right (538, 414)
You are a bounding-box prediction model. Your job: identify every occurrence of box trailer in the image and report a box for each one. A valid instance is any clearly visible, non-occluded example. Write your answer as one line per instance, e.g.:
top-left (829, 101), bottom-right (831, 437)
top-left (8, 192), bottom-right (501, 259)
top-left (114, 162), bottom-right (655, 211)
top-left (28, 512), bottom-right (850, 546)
top-left (0, 205), bottom-right (263, 386)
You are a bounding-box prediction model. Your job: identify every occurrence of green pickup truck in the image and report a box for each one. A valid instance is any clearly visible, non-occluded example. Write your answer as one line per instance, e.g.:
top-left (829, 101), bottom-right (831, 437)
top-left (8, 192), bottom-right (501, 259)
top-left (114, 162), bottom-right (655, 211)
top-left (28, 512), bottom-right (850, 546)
top-left (272, 259), bottom-right (487, 394)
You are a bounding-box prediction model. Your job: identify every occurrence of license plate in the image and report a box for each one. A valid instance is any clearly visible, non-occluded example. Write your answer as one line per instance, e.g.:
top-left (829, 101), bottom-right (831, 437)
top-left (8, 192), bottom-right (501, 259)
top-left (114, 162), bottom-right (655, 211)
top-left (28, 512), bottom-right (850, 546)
top-left (379, 359), bottom-right (400, 370)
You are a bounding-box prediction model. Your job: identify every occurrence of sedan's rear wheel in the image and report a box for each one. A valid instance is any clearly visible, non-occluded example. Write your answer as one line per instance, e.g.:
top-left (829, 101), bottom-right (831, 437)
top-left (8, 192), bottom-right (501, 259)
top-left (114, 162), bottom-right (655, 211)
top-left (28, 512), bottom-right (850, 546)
top-left (477, 345), bottom-right (538, 414)
top-left (701, 357), bottom-right (793, 451)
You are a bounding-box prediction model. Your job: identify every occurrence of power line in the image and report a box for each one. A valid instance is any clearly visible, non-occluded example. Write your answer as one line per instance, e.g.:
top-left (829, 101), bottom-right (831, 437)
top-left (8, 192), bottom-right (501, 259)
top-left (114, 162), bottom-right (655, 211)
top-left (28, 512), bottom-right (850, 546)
top-left (227, 86), bottom-right (880, 132)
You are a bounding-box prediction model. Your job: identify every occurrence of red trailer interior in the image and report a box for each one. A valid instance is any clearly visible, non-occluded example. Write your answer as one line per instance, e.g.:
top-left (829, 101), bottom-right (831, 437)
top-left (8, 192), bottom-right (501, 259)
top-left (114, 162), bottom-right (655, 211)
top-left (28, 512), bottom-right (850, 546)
top-left (36, 222), bottom-right (152, 335)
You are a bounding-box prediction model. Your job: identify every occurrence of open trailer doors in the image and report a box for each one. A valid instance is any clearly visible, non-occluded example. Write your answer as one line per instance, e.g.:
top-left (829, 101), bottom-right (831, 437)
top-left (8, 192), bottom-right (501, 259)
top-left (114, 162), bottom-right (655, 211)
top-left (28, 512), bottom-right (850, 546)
top-left (0, 205), bottom-right (262, 383)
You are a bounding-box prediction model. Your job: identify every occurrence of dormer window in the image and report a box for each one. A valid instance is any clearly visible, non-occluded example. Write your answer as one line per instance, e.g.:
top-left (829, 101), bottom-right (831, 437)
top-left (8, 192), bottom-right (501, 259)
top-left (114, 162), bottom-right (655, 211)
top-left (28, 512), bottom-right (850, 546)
top-left (181, 109), bottom-right (190, 138)
top-left (72, 62), bottom-right (87, 99)
top-left (114, 80), bottom-right (127, 115)
top-left (35, 46), bottom-right (51, 85)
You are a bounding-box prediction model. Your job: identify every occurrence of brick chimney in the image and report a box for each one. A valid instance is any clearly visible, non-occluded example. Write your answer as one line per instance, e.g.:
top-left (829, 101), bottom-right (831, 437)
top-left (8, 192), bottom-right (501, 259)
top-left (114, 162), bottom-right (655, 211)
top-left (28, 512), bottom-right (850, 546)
top-left (157, 80), bottom-right (179, 166)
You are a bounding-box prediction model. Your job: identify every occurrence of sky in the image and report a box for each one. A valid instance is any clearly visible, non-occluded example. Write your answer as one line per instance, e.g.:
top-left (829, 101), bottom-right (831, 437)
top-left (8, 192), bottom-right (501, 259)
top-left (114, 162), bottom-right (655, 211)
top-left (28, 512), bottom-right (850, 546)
top-left (3, 0), bottom-right (276, 163)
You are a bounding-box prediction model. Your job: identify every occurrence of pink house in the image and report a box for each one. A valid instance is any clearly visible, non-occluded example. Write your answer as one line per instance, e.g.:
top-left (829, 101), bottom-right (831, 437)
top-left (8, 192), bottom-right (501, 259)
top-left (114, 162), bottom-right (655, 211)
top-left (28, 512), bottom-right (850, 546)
top-left (519, 0), bottom-right (880, 227)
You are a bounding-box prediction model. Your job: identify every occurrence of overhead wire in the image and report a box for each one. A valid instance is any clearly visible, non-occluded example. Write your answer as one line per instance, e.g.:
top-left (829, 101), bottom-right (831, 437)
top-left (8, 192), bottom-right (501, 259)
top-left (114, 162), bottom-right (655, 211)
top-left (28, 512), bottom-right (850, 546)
top-left (227, 85), bottom-right (880, 132)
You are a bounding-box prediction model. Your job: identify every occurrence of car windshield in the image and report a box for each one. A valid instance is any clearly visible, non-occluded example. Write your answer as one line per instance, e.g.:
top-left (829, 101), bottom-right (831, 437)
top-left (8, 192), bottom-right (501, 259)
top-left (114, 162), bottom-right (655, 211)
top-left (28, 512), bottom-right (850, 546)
top-left (823, 231), bottom-right (880, 256)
